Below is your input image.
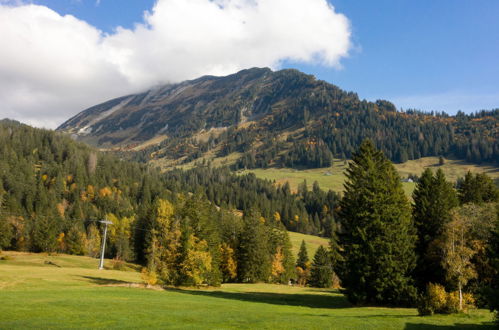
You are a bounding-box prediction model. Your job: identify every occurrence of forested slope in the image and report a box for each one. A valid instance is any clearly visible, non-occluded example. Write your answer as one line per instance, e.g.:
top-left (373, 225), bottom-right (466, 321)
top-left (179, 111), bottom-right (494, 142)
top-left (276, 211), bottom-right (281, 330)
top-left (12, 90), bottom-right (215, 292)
top-left (58, 68), bottom-right (499, 168)
top-left (0, 120), bottom-right (331, 285)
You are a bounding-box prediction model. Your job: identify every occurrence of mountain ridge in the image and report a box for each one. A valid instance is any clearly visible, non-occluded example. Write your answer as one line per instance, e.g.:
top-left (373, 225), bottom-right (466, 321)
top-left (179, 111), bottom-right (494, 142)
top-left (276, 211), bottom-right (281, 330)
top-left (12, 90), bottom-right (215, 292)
top-left (57, 67), bottom-right (499, 168)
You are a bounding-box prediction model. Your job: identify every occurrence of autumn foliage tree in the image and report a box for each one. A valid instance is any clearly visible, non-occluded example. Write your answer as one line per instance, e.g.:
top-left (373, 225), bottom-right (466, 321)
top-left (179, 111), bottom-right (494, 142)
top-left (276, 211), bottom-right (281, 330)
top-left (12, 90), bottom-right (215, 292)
top-left (440, 207), bottom-right (479, 311)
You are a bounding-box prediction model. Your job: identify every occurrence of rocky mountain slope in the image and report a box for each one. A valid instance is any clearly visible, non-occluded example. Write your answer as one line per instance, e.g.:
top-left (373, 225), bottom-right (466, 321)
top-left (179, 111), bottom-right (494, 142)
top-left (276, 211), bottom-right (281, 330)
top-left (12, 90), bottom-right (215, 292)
top-left (58, 68), bottom-right (499, 168)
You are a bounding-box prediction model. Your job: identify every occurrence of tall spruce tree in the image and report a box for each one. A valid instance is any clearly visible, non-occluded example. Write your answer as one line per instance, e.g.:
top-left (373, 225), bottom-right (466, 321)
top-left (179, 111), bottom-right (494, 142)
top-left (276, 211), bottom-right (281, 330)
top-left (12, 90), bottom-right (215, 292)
top-left (337, 140), bottom-right (417, 306)
top-left (237, 211), bottom-right (271, 282)
top-left (412, 168), bottom-right (458, 289)
top-left (310, 245), bottom-right (333, 288)
top-left (296, 240), bottom-right (309, 270)
top-left (458, 171), bottom-right (499, 205)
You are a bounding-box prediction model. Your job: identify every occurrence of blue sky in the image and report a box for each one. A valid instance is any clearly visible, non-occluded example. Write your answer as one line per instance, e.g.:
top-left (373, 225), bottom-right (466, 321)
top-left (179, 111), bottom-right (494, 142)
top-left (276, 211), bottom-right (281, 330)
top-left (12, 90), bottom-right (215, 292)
top-left (35, 0), bottom-right (499, 113)
top-left (0, 0), bottom-right (498, 127)
top-left (293, 0), bottom-right (499, 113)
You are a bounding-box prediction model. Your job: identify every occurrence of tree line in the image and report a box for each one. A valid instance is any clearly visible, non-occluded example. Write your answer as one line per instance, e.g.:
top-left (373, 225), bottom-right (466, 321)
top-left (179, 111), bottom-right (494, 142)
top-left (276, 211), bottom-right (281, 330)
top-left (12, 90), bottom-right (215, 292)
top-left (0, 121), bottom-right (498, 320)
top-left (330, 140), bottom-right (499, 319)
top-left (162, 166), bottom-right (339, 236)
top-left (0, 120), bottom-right (296, 286)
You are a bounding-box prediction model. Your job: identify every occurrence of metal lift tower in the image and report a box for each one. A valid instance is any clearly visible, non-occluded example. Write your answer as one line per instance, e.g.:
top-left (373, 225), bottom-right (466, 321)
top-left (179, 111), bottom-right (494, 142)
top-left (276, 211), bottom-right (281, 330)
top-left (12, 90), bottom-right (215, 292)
top-left (98, 219), bottom-right (113, 270)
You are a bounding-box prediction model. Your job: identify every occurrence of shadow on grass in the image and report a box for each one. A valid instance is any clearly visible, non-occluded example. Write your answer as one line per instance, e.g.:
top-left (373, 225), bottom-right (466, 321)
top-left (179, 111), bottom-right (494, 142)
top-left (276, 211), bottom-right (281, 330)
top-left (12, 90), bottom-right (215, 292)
top-left (404, 322), bottom-right (496, 329)
top-left (167, 288), bottom-right (351, 309)
top-left (79, 275), bottom-right (132, 286)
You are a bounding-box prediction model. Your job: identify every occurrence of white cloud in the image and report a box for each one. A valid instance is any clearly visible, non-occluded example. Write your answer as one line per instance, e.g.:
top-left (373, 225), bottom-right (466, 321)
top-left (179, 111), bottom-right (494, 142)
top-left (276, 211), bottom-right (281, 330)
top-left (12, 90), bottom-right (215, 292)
top-left (0, 0), bottom-right (352, 128)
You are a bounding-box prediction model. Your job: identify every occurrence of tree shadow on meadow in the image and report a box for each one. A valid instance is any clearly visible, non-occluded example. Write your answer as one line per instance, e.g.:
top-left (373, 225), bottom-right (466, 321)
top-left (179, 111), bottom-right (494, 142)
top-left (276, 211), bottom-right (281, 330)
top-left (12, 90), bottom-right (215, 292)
top-left (404, 322), bottom-right (496, 330)
top-left (166, 287), bottom-right (351, 309)
top-left (78, 275), bottom-right (133, 286)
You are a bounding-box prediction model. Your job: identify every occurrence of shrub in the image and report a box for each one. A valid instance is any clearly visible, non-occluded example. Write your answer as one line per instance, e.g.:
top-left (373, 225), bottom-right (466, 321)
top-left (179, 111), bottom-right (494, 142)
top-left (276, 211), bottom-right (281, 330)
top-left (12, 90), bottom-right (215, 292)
top-left (141, 268), bottom-right (158, 286)
top-left (111, 258), bottom-right (126, 271)
top-left (418, 283), bottom-right (475, 315)
top-left (418, 283), bottom-right (447, 315)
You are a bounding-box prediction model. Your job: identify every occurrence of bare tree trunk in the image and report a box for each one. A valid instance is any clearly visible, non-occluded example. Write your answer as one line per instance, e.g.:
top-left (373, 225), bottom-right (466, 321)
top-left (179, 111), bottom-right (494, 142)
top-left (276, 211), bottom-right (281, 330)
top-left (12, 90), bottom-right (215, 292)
top-left (459, 282), bottom-right (463, 311)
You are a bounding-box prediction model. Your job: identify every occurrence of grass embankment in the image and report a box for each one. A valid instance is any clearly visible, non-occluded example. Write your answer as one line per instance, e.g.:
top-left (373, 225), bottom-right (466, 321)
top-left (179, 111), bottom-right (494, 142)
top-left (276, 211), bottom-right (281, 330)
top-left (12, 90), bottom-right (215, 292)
top-left (0, 251), bottom-right (494, 329)
top-left (244, 157), bottom-right (499, 197)
top-left (288, 231), bottom-right (329, 258)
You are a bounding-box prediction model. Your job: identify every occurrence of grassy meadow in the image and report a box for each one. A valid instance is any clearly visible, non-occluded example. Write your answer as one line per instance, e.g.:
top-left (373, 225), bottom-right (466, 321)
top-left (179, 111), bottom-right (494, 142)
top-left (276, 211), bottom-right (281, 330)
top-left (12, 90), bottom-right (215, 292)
top-left (243, 157), bottom-right (499, 197)
top-left (0, 251), bottom-right (495, 329)
top-left (288, 231), bottom-right (330, 258)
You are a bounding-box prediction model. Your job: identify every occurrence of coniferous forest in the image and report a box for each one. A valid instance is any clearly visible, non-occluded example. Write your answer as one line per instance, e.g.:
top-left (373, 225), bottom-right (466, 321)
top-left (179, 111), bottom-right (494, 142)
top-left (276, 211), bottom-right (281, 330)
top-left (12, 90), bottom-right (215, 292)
top-left (0, 119), bottom-right (498, 320)
top-left (58, 68), bottom-right (499, 169)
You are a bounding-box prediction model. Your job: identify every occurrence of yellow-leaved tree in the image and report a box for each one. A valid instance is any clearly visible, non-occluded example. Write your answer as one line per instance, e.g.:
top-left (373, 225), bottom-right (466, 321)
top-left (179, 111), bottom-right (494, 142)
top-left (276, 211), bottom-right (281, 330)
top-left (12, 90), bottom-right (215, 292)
top-left (146, 199), bottom-right (181, 285)
top-left (220, 242), bottom-right (237, 282)
top-left (107, 213), bottom-right (134, 261)
top-left (85, 223), bottom-right (101, 258)
top-left (180, 234), bottom-right (212, 286)
top-left (271, 247), bottom-right (285, 282)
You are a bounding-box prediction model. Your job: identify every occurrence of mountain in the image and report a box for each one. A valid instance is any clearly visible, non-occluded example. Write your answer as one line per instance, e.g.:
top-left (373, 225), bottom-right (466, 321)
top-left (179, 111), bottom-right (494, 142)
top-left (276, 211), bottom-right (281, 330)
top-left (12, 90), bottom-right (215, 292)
top-left (58, 68), bottom-right (499, 168)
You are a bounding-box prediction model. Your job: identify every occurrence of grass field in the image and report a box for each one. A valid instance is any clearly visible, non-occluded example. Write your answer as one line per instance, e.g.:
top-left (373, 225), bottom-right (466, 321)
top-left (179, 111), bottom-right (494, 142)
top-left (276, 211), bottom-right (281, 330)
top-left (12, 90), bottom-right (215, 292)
top-left (243, 157), bottom-right (499, 197)
top-left (288, 231), bottom-right (329, 258)
top-left (0, 251), bottom-right (495, 329)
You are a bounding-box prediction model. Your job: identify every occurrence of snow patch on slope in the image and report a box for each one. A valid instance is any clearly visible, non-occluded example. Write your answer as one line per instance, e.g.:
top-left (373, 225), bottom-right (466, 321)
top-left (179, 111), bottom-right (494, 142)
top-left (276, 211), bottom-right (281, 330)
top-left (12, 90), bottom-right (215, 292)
top-left (78, 96), bottom-right (134, 135)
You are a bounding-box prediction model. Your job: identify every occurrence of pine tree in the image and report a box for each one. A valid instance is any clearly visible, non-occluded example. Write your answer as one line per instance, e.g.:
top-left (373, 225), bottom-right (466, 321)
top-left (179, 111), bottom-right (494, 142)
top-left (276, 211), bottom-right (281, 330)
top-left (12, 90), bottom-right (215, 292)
top-left (413, 168), bottom-right (458, 289)
top-left (0, 216), bottom-right (13, 251)
top-left (65, 225), bottom-right (86, 255)
top-left (296, 240), bottom-right (309, 269)
top-left (337, 140), bottom-right (417, 306)
top-left (281, 232), bottom-right (296, 283)
top-left (237, 210), bottom-right (271, 283)
top-left (32, 216), bottom-right (57, 253)
top-left (458, 171), bottom-right (499, 205)
top-left (310, 246), bottom-right (333, 288)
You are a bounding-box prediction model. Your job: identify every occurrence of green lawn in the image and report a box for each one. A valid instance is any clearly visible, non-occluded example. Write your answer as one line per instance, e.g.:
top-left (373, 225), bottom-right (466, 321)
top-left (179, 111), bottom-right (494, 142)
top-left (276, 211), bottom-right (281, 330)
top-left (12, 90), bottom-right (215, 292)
top-left (0, 251), bottom-right (495, 329)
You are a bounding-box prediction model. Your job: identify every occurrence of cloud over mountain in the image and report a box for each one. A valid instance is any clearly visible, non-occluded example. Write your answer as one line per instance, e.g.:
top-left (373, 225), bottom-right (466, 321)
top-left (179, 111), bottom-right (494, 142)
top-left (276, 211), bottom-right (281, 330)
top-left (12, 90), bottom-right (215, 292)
top-left (0, 0), bottom-right (351, 128)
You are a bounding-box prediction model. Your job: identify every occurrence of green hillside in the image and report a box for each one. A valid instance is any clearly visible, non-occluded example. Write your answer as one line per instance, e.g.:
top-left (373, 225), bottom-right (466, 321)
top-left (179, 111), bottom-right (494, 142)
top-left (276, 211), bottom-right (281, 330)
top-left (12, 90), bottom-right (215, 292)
top-left (244, 156), bottom-right (499, 197)
top-left (288, 231), bottom-right (329, 259)
top-left (0, 252), bottom-right (494, 329)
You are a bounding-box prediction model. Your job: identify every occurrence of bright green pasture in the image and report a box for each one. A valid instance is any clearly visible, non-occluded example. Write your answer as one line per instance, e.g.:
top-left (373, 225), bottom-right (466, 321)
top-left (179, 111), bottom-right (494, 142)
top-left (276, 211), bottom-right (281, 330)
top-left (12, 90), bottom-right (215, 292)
top-left (0, 252), bottom-right (495, 329)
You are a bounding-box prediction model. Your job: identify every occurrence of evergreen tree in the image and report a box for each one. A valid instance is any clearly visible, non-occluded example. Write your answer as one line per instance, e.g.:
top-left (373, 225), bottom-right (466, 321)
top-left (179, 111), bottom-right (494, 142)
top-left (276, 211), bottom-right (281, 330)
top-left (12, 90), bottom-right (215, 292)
top-left (237, 211), bottom-right (271, 283)
top-left (413, 168), bottom-right (459, 289)
top-left (65, 225), bottom-right (86, 255)
top-left (337, 140), bottom-right (417, 306)
top-left (0, 216), bottom-right (13, 251)
top-left (310, 245), bottom-right (333, 288)
top-left (486, 204), bottom-right (499, 323)
top-left (32, 216), bottom-right (58, 253)
top-left (296, 240), bottom-right (309, 269)
top-left (329, 223), bottom-right (343, 270)
top-left (458, 171), bottom-right (499, 205)
top-left (281, 232), bottom-right (296, 283)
